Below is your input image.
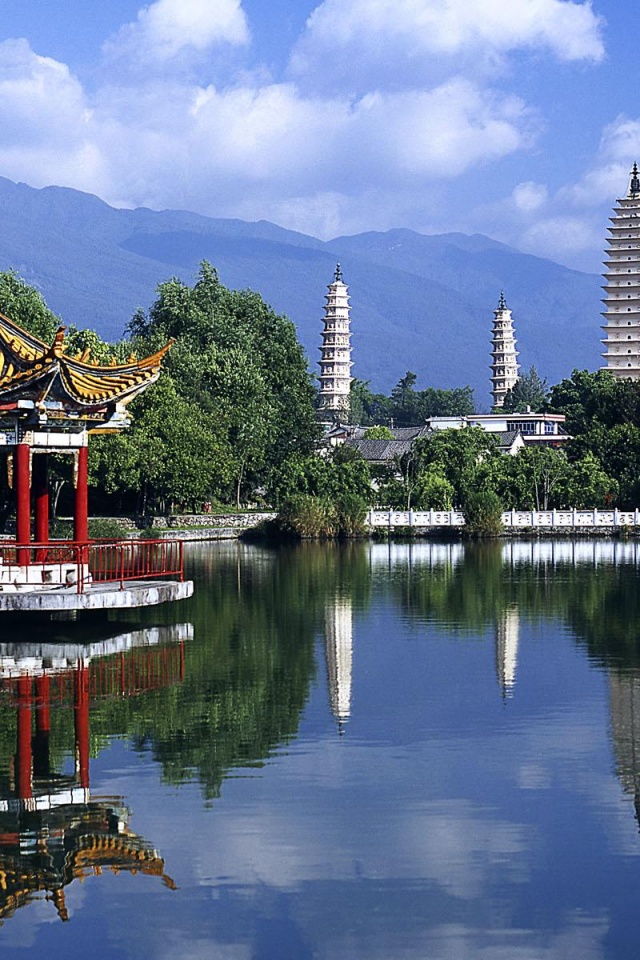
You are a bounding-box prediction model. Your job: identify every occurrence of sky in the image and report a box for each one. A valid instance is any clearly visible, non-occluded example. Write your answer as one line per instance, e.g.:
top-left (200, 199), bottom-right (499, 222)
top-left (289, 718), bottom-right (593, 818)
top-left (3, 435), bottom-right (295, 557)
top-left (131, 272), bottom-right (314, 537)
top-left (0, 0), bottom-right (636, 273)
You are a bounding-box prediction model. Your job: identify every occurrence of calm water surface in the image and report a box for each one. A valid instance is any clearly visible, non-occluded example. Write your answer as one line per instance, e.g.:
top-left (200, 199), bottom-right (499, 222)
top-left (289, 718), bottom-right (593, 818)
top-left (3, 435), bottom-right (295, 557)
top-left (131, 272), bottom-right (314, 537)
top-left (2, 539), bottom-right (640, 958)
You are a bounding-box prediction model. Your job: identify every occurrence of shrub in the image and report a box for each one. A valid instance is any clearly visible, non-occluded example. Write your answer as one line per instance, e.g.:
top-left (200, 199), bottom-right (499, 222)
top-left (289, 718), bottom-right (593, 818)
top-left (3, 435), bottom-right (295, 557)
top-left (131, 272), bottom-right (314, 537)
top-left (463, 490), bottom-right (504, 538)
top-left (277, 495), bottom-right (338, 539)
top-left (277, 493), bottom-right (368, 539)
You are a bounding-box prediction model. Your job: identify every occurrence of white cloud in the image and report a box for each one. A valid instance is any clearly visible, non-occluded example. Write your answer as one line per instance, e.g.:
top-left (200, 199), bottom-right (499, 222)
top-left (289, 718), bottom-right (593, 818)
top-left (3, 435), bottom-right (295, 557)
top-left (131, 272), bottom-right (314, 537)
top-left (104, 0), bottom-right (249, 65)
top-left (0, 2), bottom-right (613, 270)
top-left (512, 181), bottom-right (548, 213)
top-left (35, 72), bottom-right (530, 235)
top-left (290, 0), bottom-right (604, 89)
top-left (0, 40), bottom-right (108, 193)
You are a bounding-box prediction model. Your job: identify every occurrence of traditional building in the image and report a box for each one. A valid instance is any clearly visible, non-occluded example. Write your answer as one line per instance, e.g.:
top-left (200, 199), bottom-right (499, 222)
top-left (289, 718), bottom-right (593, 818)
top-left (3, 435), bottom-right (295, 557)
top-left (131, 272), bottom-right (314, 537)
top-left (490, 292), bottom-right (519, 408)
top-left (601, 163), bottom-right (640, 377)
top-left (0, 312), bottom-right (192, 610)
top-left (317, 264), bottom-right (352, 419)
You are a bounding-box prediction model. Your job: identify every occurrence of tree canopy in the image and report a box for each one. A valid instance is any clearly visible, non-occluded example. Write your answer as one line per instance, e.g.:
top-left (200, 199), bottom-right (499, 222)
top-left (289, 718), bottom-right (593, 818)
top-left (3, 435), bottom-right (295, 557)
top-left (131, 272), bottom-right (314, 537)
top-left (350, 373), bottom-right (474, 427)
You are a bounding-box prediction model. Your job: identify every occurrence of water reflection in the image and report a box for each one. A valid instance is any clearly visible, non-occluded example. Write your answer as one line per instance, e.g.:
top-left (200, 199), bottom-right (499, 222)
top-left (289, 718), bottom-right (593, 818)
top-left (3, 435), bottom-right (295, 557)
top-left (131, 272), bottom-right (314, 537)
top-left (4, 540), bottom-right (640, 956)
top-left (324, 595), bottom-right (353, 729)
top-left (0, 623), bottom-right (189, 924)
top-left (495, 605), bottom-right (519, 698)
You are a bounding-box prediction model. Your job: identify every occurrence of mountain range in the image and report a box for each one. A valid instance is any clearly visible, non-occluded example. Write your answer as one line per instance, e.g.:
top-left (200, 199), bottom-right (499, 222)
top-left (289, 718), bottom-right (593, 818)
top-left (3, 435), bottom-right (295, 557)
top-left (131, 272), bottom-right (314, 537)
top-left (0, 176), bottom-right (603, 407)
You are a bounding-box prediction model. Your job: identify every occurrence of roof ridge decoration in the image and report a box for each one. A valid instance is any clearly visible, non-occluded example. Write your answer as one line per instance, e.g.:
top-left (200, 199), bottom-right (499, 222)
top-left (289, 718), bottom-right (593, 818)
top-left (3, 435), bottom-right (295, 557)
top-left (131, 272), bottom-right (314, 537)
top-left (0, 312), bottom-right (173, 410)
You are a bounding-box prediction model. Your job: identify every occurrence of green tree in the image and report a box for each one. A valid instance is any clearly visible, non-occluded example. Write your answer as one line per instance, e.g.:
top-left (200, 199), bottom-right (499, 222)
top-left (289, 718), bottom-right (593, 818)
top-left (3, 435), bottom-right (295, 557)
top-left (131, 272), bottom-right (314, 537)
top-left (0, 270), bottom-right (60, 342)
top-left (90, 377), bottom-right (234, 514)
top-left (565, 452), bottom-right (619, 508)
top-left (363, 425), bottom-right (394, 439)
top-left (414, 427), bottom-right (501, 504)
top-left (128, 261), bottom-right (320, 506)
top-left (502, 366), bottom-right (548, 412)
top-left (349, 378), bottom-right (391, 426)
top-left (513, 446), bottom-right (572, 510)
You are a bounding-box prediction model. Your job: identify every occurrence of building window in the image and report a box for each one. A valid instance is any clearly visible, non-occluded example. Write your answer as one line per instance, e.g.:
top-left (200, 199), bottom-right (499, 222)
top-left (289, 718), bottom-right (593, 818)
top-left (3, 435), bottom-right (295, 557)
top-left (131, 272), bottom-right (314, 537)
top-left (508, 420), bottom-right (536, 434)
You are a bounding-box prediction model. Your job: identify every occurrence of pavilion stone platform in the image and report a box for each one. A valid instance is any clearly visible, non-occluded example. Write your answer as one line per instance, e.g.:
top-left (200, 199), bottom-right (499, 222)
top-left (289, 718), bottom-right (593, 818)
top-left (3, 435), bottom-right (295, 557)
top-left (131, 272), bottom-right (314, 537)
top-left (0, 577), bottom-right (194, 612)
top-left (0, 311), bottom-right (193, 614)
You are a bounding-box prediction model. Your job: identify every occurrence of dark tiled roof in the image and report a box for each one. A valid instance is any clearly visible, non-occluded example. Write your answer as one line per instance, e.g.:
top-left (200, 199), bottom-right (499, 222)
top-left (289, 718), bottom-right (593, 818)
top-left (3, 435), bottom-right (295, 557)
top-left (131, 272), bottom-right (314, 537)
top-left (389, 426), bottom-right (429, 440)
top-left (497, 430), bottom-right (522, 449)
top-left (344, 438), bottom-right (415, 462)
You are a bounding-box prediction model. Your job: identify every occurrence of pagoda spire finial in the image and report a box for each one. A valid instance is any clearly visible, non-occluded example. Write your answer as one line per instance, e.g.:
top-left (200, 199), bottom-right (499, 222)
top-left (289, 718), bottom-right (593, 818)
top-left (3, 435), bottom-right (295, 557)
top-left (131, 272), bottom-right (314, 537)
top-left (630, 162), bottom-right (640, 197)
top-left (334, 263), bottom-right (343, 282)
top-left (498, 290), bottom-right (507, 310)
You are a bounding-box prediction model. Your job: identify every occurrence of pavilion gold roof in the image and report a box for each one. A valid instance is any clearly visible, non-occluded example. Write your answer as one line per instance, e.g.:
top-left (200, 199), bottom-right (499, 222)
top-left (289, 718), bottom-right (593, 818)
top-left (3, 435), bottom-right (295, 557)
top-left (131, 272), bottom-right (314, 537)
top-left (0, 312), bottom-right (173, 410)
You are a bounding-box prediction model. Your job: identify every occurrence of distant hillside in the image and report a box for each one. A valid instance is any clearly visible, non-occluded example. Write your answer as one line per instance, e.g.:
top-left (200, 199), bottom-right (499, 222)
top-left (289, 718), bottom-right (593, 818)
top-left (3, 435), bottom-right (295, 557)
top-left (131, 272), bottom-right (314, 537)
top-left (0, 177), bottom-right (602, 406)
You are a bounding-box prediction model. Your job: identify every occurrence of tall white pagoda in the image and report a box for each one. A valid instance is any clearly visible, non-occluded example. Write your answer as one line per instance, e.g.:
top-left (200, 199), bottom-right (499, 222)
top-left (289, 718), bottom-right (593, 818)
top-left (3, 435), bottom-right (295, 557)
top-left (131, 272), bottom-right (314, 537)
top-left (490, 292), bottom-right (519, 409)
top-left (601, 163), bottom-right (640, 378)
top-left (317, 264), bottom-right (352, 419)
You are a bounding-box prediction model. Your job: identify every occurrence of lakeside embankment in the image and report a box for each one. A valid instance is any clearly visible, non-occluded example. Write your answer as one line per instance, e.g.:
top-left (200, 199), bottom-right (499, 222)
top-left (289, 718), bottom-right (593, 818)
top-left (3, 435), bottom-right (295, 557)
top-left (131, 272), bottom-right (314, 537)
top-left (64, 507), bottom-right (640, 541)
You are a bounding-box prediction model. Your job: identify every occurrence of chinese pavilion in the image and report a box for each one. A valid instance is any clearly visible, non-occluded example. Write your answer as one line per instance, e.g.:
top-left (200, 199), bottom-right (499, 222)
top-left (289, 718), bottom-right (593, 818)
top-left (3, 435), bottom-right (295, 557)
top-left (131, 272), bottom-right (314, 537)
top-left (0, 312), bottom-right (171, 546)
top-left (0, 312), bottom-right (192, 609)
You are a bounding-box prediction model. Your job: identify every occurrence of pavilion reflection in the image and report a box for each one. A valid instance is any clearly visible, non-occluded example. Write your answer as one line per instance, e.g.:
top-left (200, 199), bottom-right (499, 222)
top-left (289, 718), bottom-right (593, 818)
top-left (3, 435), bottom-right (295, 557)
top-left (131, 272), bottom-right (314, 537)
top-left (0, 622), bottom-right (191, 923)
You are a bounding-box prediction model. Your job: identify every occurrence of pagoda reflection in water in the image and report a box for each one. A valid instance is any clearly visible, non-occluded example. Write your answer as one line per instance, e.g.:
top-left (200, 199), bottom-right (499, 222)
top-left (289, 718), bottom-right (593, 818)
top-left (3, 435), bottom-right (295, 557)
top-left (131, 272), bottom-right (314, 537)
top-left (495, 606), bottom-right (519, 699)
top-left (324, 595), bottom-right (353, 729)
top-left (0, 623), bottom-right (191, 923)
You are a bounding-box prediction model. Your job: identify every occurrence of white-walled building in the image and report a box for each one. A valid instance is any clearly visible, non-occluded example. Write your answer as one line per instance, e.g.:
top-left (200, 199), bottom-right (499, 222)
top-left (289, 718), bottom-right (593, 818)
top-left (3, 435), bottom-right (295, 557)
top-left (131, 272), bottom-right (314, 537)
top-left (491, 292), bottom-right (519, 408)
top-left (426, 412), bottom-right (569, 449)
top-left (601, 163), bottom-right (640, 377)
top-left (317, 264), bottom-right (353, 419)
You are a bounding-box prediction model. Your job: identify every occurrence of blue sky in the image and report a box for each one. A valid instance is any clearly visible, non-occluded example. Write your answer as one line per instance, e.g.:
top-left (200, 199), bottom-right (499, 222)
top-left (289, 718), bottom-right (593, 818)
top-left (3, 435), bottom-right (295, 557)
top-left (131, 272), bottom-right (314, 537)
top-left (0, 0), bottom-right (635, 271)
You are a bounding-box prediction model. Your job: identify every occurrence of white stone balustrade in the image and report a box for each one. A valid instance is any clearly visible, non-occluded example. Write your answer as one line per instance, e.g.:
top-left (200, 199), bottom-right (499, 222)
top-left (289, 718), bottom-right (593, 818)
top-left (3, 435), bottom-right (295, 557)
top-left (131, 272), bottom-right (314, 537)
top-left (366, 508), bottom-right (640, 529)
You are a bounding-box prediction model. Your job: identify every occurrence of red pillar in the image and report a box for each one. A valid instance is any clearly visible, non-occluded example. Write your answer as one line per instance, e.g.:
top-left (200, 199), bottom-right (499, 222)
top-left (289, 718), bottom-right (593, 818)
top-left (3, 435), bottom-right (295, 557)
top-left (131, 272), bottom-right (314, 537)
top-left (33, 453), bottom-right (49, 546)
top-left (74, 445), bottom-right (89, 544)
top-left (15, 443), bottom-right (31, 548)
top-left (74, 662), bottom-right (90, 789)
top-left (16, 675), bottom-right (33, 799)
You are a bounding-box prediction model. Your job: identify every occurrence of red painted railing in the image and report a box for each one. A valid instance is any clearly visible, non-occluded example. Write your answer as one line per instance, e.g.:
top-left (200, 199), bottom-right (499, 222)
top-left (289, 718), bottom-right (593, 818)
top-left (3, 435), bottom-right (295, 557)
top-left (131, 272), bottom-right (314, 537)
top-left (0, 539), bottom-right (185, 593)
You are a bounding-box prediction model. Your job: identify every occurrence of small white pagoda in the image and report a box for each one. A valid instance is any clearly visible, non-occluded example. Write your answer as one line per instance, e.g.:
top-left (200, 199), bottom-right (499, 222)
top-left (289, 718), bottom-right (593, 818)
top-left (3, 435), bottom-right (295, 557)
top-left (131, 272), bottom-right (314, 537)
top-left (490, 292), bottom-right (519, 408)
top-left (317, 264), bottom-right (353, 419)
top-left (601, 163), bottom-right (640, 378)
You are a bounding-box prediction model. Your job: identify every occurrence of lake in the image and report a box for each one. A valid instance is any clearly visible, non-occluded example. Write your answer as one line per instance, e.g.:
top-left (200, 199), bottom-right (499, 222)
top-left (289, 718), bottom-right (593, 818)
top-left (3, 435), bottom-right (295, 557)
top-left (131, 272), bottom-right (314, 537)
top-left (2, 538), bottom-right (640, 959)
